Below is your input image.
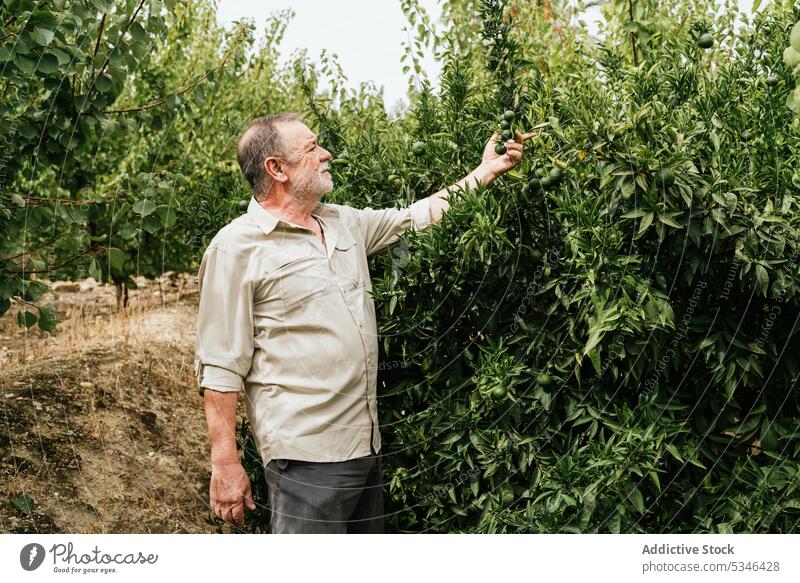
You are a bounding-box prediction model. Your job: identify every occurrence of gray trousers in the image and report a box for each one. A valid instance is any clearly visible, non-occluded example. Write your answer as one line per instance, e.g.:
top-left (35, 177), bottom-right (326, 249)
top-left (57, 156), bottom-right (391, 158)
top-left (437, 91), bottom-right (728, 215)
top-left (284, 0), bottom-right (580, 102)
top-left (263, 451), bottom-right (384, 533)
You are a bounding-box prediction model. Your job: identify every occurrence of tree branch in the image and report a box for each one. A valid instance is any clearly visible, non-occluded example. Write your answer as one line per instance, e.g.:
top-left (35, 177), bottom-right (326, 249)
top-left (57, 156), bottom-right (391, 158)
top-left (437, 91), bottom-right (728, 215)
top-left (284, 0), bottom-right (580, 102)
top-left (2, 244), bottom-right (99, 275)
top-left (86, 0), bottom-right (146, 99)
top-left (93, 13), bottom-right (107, 59)
top-left (628, 0), bottom-right (639, 66)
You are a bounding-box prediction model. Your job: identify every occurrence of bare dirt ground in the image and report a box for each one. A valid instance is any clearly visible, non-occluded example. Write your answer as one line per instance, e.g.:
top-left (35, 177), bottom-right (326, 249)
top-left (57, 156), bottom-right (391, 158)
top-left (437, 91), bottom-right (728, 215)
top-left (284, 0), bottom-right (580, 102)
top-left (0, 273), bottom-right (240, 533)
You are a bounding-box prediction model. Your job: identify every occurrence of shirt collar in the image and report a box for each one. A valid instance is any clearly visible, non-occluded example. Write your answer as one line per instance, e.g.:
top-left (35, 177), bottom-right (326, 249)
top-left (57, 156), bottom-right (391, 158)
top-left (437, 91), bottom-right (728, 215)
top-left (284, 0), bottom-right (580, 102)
top-left (247, 197), bottom-right (333, 237)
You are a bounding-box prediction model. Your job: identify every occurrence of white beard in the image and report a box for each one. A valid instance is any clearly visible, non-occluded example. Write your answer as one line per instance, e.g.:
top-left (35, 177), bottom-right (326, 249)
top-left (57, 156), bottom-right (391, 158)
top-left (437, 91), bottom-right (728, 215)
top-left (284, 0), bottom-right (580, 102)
top-left (288, 170), bottom-right (332, 205)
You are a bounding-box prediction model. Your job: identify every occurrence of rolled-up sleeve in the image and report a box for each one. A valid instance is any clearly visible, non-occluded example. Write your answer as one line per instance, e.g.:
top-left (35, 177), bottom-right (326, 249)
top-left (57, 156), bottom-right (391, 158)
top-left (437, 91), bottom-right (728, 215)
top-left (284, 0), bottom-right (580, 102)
top-left (194, 243), bottom-right (254, 393)
top-left (353, 197), bottom-right (432, 256)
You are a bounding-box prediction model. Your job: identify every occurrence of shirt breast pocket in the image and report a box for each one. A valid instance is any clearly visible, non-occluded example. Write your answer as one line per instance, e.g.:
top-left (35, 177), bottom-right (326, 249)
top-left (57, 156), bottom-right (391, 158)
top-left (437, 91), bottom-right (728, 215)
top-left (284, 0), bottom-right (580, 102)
top-left (332, 232), bottom-right (362, 290)
top-left (259, 244), bottom-right (331, 311)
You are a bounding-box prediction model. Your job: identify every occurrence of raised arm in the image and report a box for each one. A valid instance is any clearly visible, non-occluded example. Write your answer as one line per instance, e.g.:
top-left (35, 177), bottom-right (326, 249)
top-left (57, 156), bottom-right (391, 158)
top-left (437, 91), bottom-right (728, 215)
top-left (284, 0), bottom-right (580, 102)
top-left (427, 130), bottom-right (538, 223)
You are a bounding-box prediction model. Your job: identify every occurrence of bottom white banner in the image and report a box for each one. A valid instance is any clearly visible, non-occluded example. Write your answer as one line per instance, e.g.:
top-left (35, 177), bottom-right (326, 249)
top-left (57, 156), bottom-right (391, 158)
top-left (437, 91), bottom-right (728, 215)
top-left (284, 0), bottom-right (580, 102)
top-left (1, 534), bottom-right (797, 583)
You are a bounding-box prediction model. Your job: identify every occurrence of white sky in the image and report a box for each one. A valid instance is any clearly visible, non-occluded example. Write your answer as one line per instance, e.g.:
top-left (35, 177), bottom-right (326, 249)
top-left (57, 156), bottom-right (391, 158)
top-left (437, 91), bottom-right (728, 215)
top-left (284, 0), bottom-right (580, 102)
top-left (217, 0), bottom-right (756, 113)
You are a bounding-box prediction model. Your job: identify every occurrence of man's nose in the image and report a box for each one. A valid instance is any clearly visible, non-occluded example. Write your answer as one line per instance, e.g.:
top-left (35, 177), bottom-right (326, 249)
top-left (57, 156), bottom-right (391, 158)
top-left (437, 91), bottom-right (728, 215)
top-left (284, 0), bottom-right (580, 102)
top-left (320, 147), bottom-right (332, 162)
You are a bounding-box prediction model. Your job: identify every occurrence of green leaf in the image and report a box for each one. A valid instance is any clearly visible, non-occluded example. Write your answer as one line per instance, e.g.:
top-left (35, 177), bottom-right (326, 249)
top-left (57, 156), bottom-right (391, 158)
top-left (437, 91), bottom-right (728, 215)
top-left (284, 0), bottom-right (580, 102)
top-left (56, 204), bottom-right (88, 224)
top-left (156, 205), bottom-right (177, 228)
top-left (129, 21), bottom-right (148, 43)
top-left (37, 306), bottom-right (56, 332)
top-left (11, 494), bottom-right (35, 514)
top-left (0, 45), bottom-right (14, 61)
top-left (22, 280), bottom-right (47, 302)
top-left (722, 414), bottom-right (761, 437)
top-left (0, 298), bottom-right (10, 317)
top-left (627, 486), bottom-right (645, 514)
top-left (28, 10), bottom-right (58, 30)
top-left (95, 74), bottom-right (113, 93)
top-left (638, 212), bottom-right (654, 234)
top-left (15, 54), bottom-right (36, 74)
top-left (17, 310), bottom-right (37, 328)
top-left (37, 53), bottom-right (59, 74)
top-left (648, 471), bottom-right (661, 492)
top-left (142, 214), bottom-right (163, 234)
top-left (621, 208), bottom-right (647, 219)
top-left (754, 264), bottom-right (768, 296)
top-left (51, 47), bottom-right (70, 65)
top-left (658, 213), bottom-right (682, 229)
top-left (32, 27), bottom-right (55, 46)
top-left (665, 444), bottom-right (683, 463)
top-left (441, 432), bottom-right (464, 446)
top-left (107, 247), bottom-right (128, 271)
top-left (88, 257), bottom-right (102, 282)
top-left (132, 199), bottom-right (157, 217)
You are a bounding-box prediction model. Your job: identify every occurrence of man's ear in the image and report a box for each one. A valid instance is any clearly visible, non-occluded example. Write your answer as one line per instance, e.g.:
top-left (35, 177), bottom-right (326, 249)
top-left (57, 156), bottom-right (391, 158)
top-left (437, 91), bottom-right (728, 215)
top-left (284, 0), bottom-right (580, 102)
top-left (264, 158), bottom-right (288, 184)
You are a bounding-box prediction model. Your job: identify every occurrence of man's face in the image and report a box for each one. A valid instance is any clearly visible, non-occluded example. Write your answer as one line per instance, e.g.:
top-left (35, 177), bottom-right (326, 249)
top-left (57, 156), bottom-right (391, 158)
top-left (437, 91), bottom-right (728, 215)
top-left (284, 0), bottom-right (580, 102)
top-left (280, 121), bottom-right (333, 201)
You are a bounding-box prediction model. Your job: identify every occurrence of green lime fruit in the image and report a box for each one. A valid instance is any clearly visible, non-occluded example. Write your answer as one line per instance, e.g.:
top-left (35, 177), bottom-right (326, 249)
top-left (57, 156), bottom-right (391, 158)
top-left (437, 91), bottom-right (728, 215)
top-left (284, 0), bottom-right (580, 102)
top-left (501, 129), bottom-right (513, 142)
top-left (495, 144), bottom-right (507, 155)
top-left (765, 76), bottom-right (780, 87)
top-left (536, 167), bottom-right (548, 177)
top-left (531, 248), bottom-right (543, 262)
top-left (543, 266), bottom-right (552, 277)
top-left (536, 373), bottom-right (553, 388)
top-left (502, 109), bottom-right (515, 122)
top-left (783, 46), bottom-right (800, 68)
top-left (500, 487), bottom-right (515, 505)
top-left (499, 119), bottom-right (511, 130)
top-left (411, 141), bottom-right (426, 156)
top-left (791, 21), bottom-right (800, 52)
top-left (698, 33), bottom-right (714, 49)
top-left (549, 167), bottom-right (562, 182)
top-left (539, 175), bottom-right (553, 189)
top-left (741, 130), bottom-right (751, 142)
top-left (237, 199), bottom-right (250, 211)
top-left (491, 385), bottom-right (508, 400)
top-left (653, 168), bottom-right (675, 189)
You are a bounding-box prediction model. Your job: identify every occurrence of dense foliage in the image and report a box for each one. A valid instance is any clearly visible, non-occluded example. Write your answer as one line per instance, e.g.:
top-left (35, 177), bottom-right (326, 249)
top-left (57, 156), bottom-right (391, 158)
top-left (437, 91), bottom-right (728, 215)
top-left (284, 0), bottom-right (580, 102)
top-left (242, 0), bottom-right (800, 533)
top-left (1, 0), bottom-right (302, 319)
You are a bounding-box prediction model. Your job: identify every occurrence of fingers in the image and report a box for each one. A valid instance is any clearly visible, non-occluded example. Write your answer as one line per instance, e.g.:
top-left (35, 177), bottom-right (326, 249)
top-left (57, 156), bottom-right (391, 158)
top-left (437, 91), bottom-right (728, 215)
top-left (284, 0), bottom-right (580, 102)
top-left (231, 503), bottom-right (244, 528)
top-left (223, 506), bottom-right (236, 526)
top-left (506, 148), bottom-right (523, 164)
top-left (517, 130), bottom-right (540, 142)
top-left (502, 141), bottom-right (523, 152)
top-left (244, 483), bottom-right (256, 510)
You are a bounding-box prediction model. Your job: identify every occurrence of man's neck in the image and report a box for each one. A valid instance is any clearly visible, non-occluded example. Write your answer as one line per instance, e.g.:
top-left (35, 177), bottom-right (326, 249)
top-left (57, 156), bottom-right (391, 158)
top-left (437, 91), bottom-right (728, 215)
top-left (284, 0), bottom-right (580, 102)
top-left (260, 191), bottom-right (322, 228)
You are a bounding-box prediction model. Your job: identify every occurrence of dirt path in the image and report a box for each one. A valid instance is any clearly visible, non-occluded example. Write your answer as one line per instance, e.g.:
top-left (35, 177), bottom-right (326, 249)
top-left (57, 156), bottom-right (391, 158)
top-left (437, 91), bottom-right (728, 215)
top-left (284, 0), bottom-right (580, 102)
top-left (0, 275), bottom-right (237, 533)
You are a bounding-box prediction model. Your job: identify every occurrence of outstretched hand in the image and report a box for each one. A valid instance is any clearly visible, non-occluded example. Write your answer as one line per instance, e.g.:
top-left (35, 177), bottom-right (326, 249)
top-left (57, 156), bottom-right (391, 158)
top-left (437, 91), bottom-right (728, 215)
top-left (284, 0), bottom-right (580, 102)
top-left (481, 130), bottom-right (539, 178)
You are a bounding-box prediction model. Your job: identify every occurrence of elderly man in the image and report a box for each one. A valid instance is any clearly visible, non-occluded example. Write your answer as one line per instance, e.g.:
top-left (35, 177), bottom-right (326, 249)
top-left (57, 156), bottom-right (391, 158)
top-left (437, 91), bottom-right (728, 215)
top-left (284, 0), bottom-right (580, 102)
top-left (195, 112), bottom-right (533, 533)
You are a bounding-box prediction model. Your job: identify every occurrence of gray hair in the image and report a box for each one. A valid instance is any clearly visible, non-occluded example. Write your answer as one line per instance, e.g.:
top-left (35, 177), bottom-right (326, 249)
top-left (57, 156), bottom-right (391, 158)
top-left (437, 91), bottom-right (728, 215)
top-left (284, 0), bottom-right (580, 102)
top-left (236, 113), bottom-right (303, 200)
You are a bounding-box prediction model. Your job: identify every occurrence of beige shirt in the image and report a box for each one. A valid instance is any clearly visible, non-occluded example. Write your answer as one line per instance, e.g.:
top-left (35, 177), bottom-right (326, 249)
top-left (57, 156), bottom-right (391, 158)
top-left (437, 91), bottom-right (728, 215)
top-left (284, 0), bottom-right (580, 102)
top-left (195, 196), bottom-right (432, 467)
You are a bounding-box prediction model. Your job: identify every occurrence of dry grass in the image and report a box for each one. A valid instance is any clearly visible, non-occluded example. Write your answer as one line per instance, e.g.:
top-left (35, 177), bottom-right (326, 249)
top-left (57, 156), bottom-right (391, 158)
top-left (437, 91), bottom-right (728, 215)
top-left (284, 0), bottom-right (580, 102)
top-left (0, 275), bottom-right (235, 533)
